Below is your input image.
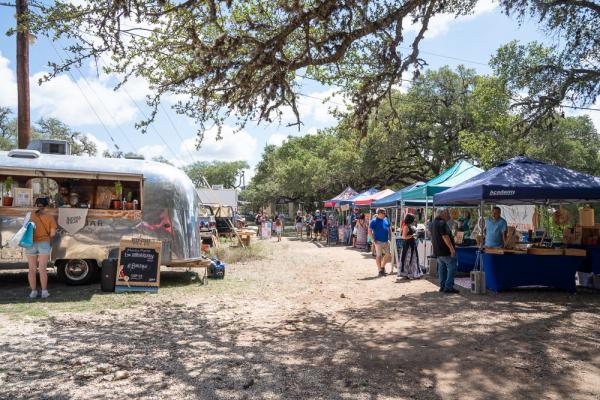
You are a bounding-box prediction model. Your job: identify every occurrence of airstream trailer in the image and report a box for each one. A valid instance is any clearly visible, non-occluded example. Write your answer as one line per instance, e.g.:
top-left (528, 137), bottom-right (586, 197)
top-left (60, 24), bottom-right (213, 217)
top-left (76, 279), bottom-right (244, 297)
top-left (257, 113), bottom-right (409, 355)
top-left (0, 150), bottom-right (202, 285)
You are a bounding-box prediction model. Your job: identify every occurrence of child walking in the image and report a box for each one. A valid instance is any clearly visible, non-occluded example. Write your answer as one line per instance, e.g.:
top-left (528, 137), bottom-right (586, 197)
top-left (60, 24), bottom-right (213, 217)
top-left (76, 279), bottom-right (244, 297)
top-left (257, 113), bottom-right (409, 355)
top-left (275, 217), bottom-right (283, 242)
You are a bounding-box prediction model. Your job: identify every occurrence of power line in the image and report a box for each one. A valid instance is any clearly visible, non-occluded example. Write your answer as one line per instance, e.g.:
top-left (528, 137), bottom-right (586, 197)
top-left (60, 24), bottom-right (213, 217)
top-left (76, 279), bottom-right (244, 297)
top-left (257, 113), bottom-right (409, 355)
top-left (119, 88), bottom-right (183, 162)
top-left (51, 39), bottom-right (140, 153)
top-left (47, 40), bottom-right (126, 153)
top-left (158, 102), bottom-right (199, 162)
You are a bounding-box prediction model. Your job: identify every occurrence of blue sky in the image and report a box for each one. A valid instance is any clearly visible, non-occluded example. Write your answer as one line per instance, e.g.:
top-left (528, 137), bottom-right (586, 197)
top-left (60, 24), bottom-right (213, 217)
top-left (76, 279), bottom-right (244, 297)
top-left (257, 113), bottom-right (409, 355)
top-left (0, 1), bottom-right (598, 179)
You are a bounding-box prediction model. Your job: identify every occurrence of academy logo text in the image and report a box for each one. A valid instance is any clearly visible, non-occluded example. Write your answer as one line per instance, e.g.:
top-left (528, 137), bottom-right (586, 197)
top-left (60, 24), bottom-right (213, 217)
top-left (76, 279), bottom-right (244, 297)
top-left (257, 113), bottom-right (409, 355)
top-left (489, 190), bottom-right (515, 196)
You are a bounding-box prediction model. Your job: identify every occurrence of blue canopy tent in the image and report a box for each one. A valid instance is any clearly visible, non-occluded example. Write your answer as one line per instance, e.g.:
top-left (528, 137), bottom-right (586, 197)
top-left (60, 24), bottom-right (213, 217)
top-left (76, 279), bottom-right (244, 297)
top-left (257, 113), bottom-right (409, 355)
top-left (372, 182), bottom-right (426, 208)
top-left (434, 156), bottom-right (600, 205)
top-left (402, 160), bottom-right (485, 202)
top-left (432, 157), bottom-right (600, 292)
top-left (399, 161), bottom-right (484, 268)
top-left (338, 188), bottom-right (380, 206)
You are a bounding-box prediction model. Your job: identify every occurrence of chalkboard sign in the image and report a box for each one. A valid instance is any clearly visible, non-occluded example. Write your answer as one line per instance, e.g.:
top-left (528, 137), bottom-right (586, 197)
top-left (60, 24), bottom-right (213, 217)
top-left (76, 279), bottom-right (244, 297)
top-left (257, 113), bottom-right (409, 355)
top-left (327, 226), bottom-right (338, 245)
top-left (115, 237), bottom-right (162, 293)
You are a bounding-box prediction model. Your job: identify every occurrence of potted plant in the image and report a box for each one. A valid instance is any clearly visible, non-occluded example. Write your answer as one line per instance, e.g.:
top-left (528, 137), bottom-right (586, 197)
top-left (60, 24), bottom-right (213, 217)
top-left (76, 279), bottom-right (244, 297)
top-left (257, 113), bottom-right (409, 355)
top-left (125, 191), bottom-right (134, 210)
top-left (2, 177), bottom-right (13, 207)
top-left (111, 181), bottom-right (123, 209)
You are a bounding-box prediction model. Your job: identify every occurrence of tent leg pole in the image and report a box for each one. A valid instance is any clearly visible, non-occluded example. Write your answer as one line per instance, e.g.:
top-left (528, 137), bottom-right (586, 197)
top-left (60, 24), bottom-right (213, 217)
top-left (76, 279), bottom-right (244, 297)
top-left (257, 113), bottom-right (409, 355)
top-left (424, 199), bottom-right (428, 270)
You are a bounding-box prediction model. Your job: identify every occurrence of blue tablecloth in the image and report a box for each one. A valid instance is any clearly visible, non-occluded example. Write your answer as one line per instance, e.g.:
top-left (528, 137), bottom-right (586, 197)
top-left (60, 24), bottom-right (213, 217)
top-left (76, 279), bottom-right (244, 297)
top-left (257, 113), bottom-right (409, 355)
top-left (567, 245), bottom-right (600, 274)
top-left (483, 253), bottom-right (579, 292)
top-left (456, 247), bottom-right (478, 273)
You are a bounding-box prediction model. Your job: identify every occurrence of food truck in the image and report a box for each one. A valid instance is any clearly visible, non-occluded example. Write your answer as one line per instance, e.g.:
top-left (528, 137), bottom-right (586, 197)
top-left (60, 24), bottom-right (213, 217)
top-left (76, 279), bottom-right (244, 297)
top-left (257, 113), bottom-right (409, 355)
top-left (0, 147), bottom-right (202, 285)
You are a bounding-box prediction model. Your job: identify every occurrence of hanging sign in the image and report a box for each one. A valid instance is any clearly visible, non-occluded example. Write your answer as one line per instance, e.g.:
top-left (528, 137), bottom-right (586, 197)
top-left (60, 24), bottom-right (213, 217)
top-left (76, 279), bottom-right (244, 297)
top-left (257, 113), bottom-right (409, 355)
top-left (58, 208), bottom-right (89, 235)
top-left (115, 237), bottom-right (162, 293)
top-left (498, 205), bottom-right (535, 231)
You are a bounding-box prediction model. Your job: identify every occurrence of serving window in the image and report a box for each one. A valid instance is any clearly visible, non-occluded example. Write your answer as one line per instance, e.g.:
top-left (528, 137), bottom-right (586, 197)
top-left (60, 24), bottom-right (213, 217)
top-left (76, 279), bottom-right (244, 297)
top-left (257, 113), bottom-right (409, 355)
top-left (1, 173), bottom-right (143, 211)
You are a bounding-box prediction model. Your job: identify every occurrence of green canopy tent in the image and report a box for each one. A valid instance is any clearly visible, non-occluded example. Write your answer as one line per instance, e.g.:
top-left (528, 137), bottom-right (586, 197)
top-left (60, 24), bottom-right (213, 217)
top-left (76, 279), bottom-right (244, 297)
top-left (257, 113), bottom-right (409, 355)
top-left (401, 160), bottom-right (485, 268)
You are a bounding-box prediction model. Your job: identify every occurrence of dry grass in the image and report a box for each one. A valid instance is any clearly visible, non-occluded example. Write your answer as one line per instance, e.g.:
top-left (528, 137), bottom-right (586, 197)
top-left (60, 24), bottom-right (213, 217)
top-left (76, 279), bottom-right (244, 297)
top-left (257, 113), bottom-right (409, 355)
top-left (209, 240), bottom-right (273, 264)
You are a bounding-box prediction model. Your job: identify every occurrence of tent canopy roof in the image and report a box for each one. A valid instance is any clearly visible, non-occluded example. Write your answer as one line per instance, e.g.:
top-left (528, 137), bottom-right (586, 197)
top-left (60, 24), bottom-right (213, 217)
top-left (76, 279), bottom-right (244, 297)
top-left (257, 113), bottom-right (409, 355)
top-left (402, 160), bottom-right (484, 201)
top-left (323, 186), bottom-right (359, 206)
top-left (354, 189), bottom-right (395, 206)
top-left (372, 182), bottom-right (426, 207)
top-left (338, 187), bottom-right (379, 205)
top-left (433, 156), bottom-right (600, 205)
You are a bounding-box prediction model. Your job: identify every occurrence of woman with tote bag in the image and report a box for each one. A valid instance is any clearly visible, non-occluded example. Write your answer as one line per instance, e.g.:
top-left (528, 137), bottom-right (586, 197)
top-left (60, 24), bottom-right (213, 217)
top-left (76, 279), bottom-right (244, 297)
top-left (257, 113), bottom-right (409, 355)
top-left (27, 198), bottom-right (57, 299)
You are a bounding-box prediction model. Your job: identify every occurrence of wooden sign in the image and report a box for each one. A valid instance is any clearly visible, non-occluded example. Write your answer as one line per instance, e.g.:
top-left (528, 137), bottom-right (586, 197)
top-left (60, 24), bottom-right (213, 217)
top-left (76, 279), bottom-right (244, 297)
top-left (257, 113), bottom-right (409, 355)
top-left (115, 237), bottom-right (162, 293)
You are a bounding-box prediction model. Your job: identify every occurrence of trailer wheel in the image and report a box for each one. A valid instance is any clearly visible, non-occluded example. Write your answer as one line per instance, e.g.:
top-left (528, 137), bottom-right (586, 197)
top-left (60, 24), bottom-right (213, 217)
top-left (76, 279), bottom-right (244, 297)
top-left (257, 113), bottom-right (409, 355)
top-left (57, 259), bottom-right (98, 285)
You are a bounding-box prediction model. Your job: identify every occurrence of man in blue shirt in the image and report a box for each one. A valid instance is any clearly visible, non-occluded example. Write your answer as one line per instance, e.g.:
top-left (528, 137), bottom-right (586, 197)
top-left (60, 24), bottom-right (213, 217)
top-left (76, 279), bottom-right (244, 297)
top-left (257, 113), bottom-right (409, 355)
top-left (369, 208), bottom-right (391, 277)
top-left (484, 206), bottom-right (508, 248)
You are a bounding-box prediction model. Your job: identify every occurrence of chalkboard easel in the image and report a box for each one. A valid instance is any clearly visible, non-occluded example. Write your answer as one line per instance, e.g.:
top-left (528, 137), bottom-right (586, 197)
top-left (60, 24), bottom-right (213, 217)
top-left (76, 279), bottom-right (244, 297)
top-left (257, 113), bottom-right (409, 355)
top-left (115, 237), bottom-right (162, 293)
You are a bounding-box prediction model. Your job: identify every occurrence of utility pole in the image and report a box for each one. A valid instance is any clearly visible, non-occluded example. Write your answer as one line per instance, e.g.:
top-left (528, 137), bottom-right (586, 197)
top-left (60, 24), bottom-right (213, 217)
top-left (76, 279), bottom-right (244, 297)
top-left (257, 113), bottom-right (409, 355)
top-left (16, 0), bottom-right (31, 149)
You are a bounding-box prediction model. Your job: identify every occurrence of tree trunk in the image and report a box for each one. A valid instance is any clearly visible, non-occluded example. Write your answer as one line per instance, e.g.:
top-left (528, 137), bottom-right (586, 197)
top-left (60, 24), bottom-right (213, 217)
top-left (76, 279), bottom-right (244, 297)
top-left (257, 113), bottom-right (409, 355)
top-left (16, 0), bottom-right (31, 149)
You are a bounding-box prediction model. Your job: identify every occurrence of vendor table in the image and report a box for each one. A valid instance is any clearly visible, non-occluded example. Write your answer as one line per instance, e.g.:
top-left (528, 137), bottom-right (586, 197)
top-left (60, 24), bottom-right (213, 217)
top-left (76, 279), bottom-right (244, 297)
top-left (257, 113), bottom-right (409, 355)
top-left (568, 245), bottom-right (600, 274)
top-left (456, 246), bottom-right (478, 273)
top-left (483, 253), bottom-right (580, 292)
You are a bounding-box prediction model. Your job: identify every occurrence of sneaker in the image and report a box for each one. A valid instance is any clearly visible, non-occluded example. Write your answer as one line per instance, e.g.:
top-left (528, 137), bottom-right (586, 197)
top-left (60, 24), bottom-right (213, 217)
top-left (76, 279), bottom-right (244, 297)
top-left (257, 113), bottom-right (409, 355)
top-left (444, 288), bottom-right (460, 294)
top-left (41, 290), bottom-right (50, 299)
top-left (29, 290), bottom-right (38, 299)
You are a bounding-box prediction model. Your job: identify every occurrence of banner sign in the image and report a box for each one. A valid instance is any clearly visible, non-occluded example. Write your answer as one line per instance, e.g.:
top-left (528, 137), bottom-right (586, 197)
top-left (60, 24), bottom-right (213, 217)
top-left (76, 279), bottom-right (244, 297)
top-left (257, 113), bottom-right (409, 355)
top-left (498, 205), bottom-right (535, 231)
top-left (58, 208), bottom-right (89, 235)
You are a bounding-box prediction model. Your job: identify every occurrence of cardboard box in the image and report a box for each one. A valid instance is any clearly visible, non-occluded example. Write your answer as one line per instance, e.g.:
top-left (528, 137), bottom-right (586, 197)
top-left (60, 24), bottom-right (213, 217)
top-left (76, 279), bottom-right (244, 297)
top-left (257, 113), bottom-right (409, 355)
top-left (576, 272), bottom-right (593, 287)
top-left (428, 257), bottom-right (438, 277)
top-left (470, 270), bottom-right (486, 294)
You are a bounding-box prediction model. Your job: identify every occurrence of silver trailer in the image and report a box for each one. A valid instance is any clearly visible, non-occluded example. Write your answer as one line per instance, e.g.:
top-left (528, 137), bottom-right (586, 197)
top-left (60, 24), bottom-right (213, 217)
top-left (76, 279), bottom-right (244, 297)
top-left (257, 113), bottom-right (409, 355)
top-left (0, 150), bottom-right (201, 285)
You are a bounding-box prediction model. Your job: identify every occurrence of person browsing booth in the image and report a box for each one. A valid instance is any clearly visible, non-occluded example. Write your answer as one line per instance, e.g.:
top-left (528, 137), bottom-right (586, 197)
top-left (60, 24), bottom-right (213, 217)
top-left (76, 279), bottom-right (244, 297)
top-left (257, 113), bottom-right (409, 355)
top-left (484, 206), bottom-right (508, 248)
top-left (369, 208), bottom-right (391, 277)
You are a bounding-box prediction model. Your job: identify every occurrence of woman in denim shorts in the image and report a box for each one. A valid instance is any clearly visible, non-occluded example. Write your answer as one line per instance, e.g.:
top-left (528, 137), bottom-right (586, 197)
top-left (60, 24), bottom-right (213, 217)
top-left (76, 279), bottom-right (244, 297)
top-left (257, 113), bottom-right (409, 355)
top-left (27, 198), bottom-right (57, 299)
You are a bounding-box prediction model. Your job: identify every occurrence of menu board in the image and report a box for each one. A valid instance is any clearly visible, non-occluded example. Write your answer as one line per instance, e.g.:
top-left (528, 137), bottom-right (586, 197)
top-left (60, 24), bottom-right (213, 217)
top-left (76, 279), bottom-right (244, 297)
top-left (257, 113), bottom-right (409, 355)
top-left (115, 237), bottom-right (162, 293)
top-left (328, 226), bottom-right (338, 244)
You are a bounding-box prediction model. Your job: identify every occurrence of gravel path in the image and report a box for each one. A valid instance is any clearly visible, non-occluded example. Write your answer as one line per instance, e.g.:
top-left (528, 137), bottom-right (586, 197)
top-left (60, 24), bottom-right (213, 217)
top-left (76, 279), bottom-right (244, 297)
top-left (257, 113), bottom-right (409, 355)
top-left (1, 237), bottom-right (599, 400)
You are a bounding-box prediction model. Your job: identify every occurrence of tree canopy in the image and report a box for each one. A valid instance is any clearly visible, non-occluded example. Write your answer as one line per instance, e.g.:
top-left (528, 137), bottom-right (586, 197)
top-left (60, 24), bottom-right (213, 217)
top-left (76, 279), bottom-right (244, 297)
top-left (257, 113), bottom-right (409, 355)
top-left (0, 107), bottom-right (98, 156)
top-left (184, 160), bottom-right (249, 189)
top-left (243, 65), bottom-right (600, 209)
top-left (16, 0), bottom-right (596, 140)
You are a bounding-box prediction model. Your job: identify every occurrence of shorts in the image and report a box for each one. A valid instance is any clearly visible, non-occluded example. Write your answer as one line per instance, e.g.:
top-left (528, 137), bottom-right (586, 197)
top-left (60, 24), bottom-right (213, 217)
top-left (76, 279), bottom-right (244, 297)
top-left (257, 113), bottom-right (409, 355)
top-left (295, 223), bottom-right (303, 230)
top-left (25, 241), bottom-right (52, 256)
top-left (374, 241), bottom-right (390, 257)
top-left (314, 223), bottom-right (323, 234)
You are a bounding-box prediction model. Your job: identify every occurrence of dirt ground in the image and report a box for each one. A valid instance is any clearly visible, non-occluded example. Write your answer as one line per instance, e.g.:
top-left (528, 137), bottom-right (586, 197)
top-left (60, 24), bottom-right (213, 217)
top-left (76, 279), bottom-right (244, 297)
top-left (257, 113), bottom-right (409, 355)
top-left (1, 237), bottom-right (599, 400)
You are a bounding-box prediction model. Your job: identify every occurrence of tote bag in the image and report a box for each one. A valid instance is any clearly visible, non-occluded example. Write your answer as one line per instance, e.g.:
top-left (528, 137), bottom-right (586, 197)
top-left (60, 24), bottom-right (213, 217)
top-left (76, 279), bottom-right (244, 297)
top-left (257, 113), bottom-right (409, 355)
top-left (6, 212), bottom-right (32, 249)
top-left (19, 222), bottom-right (35, 248)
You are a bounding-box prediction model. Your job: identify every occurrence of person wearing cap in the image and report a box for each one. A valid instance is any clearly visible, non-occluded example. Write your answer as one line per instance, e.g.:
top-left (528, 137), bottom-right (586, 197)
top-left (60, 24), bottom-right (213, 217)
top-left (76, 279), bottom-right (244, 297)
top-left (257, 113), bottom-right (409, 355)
top-left (27, 197), bottom-right (57, 299)
top-left (313, 210), bottom-right (324, 241)
top-left (431, 208), bottom-right (459, 294)
top-left (369, 208), bottom-right (391, 277)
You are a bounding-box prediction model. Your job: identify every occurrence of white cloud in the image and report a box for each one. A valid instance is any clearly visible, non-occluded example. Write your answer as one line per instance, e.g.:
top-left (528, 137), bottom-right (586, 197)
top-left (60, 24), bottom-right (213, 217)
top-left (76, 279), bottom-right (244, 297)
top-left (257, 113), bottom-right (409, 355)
top-left (29, 72), bottom-right (141, 127)
top-left (0, 52), bottom-right (17, 107)
top-left (0, 49), bottom-right (148, 128)
top-left (138, 143), bottom-right (166, 160)
top-left (279, 88), bottom-right (348, 127)
top-left (408, 0), bottom-right (497, 39)
top-left (267, 133), bottom-right (288, 146)
top-left (306, 127), bottom-right (320, 136)
top-left (175, 125), bottom-right (258, 166)
top-left (83, 133), bottom-right (109, 156)
top-left (577, 99), bottom-right (600, 133)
